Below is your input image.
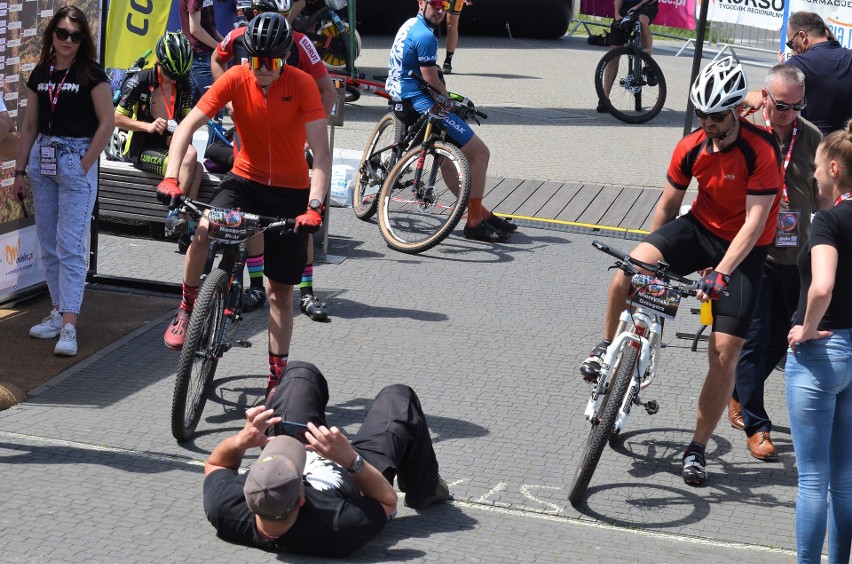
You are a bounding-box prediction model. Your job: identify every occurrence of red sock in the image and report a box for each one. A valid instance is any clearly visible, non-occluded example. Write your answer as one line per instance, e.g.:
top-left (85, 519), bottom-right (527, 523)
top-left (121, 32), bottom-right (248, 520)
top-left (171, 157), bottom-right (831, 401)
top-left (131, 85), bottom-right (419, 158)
top-left (180, 284), bottom-right (198, 312)
top-left (468, 197), bottom-right (484, 226)
top-left (269, 353), bottom-right (288, 381)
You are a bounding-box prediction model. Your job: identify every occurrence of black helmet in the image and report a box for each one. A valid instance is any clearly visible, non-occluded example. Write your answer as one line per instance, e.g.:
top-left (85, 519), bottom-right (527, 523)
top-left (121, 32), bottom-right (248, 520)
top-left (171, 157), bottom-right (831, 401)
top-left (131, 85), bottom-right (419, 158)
top-left (155, 32), bottom-right (193, 79)
top-left (244, 13), bottom-right (293, 58)
top-left (253, 0), bottom-right (291, 13)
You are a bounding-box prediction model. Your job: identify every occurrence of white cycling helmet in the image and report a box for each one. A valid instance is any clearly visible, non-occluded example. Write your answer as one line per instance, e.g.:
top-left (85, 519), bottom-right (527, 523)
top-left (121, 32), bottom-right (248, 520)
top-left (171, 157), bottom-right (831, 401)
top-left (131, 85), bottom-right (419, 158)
top-left (253, 0), bottom-right (291, 13)
top-left (689, 57), bottom-right (748, 114)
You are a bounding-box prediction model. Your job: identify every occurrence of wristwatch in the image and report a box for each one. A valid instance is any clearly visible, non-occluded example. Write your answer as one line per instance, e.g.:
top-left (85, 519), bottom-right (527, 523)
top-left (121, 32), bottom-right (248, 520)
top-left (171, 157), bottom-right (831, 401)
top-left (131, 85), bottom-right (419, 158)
top-left (346, 453), bottom-right (364, 474)
top-left (308, 198), bottom-right (323, 212)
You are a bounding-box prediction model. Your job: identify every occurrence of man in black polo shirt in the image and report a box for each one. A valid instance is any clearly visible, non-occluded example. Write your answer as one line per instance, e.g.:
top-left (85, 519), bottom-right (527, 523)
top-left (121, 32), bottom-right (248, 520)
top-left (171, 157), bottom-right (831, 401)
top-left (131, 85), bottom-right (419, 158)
top-left (783, 11), bottom-right (852, 134)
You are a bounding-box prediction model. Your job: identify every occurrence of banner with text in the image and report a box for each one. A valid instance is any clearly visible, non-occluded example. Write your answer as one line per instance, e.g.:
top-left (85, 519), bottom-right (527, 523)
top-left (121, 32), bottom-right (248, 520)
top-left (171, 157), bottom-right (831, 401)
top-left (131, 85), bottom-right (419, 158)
top-left (105, 0), bottom-right (173, 69)
top-left (703, 0), bottom-right (785, 29)
top-left (580, 0), bottom-right (697, 30)
top-left (787, 0), bottom-right (852, 49)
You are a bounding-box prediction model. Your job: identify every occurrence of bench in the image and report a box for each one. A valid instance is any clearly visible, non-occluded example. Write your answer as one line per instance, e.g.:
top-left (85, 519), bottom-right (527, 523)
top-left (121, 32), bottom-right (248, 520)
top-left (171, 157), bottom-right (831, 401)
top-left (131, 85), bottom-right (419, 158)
top-left (97, 157), bottom-right (222, 235)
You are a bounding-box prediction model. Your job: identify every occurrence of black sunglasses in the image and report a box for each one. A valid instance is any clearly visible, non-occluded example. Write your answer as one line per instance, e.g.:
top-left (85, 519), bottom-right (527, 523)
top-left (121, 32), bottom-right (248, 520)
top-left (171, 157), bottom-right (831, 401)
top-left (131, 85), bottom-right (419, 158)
top-left (785, 30), bottom-right (802, 50)
top-left (694, 109), bottom-right (729, 123)
top-left (766, 90), bottom-right (807, 112)
top-left (54, 27), bottom-right (85, 44)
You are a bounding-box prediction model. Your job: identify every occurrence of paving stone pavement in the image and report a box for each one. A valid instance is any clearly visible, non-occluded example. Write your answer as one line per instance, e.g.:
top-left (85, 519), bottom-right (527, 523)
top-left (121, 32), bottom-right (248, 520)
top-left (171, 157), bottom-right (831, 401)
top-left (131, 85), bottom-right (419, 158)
top-left (0, 34), bottom-right (807, 562)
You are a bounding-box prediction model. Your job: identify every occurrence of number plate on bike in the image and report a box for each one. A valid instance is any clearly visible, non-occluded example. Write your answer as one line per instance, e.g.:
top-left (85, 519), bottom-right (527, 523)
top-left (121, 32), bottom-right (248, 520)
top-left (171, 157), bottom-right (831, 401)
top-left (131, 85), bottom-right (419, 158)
top-left (627, 274), bottom-right (681, 319)
top-left (207, 208), bottom-right (258, 243)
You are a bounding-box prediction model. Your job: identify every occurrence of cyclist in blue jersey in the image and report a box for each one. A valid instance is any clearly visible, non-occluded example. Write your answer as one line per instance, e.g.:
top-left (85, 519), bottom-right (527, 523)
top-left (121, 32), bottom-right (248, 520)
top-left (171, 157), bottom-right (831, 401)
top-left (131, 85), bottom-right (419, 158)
top-left (386, 0), bottom-right (518, 243)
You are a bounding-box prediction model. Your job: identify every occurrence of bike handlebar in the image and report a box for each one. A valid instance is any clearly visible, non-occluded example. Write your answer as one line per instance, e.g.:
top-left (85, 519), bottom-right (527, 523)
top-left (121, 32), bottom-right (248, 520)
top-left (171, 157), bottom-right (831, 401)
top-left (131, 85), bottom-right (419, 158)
top-left (406, 70), bottom-right (488, 120)
top-left (176, 196), bottom-right (298, 233)
top-left (592, 240), bottom-right (727, 298)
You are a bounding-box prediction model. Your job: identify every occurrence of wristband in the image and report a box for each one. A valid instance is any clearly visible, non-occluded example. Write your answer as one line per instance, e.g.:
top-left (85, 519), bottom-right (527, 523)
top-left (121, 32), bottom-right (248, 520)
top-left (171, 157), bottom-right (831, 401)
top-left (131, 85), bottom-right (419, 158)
top-left (15, 170), bottom-right (27, 177)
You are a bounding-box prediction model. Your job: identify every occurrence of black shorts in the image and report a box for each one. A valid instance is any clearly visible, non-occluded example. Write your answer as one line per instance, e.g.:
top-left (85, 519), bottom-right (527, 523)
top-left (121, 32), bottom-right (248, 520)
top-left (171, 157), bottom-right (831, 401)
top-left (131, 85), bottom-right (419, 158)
top-left (609, 3), bottom-right (658, 46)
top-left (643, 213), bottom-right (768, 338)
top-left (209, 173), bottom-right (309, 285)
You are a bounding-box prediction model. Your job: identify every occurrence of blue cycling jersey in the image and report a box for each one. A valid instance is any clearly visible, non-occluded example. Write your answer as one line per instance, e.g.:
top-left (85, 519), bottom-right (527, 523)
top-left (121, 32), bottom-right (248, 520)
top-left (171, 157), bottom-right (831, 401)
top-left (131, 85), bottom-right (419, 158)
top-left (386, 14), bottom-right (438, 101)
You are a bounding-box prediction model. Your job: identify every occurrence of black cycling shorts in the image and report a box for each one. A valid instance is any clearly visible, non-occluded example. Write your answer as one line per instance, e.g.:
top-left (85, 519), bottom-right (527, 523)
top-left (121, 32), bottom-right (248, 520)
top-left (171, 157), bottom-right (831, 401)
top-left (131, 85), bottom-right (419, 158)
top-left (642, 213), bottom-right (768, 339)
top-left (209, 173), bottom-right (309, 285)
top-left (609, 3), bottom-right (659, 46)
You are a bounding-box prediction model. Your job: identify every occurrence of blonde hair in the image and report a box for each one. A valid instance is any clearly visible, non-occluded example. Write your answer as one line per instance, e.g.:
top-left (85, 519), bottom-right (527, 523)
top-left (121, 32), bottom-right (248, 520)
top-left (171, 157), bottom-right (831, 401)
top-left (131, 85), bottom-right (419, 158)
top-left (819, 122), bottom-right (852, 188)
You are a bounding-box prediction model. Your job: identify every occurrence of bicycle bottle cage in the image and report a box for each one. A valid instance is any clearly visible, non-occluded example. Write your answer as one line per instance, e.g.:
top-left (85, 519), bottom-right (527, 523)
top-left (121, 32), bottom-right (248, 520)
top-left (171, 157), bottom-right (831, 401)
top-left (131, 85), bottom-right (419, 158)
top-left (206, 208), bottom-right (260, 243)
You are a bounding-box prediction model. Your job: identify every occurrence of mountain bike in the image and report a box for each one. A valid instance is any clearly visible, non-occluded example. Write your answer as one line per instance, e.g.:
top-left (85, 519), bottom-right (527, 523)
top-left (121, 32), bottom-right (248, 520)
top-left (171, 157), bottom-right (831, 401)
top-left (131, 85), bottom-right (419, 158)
top-left (293, 0), bottom-right (360, 71)
top-left (568, 240), bottom-right (707, 505)
top-left (594, 10), bottom-right (667, 124)
top-left (169, 196), bottom-right (297, 442)
top-left (357, 73), bottom-right (486, 254)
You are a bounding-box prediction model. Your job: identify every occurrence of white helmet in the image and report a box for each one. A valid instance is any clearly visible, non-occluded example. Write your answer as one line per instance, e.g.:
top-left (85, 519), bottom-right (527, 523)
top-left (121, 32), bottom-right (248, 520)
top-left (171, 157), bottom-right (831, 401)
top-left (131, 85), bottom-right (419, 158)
top-left (689, 57), bottom-right (748, 114)
top-left (253, 0), bottom-right (291, 13)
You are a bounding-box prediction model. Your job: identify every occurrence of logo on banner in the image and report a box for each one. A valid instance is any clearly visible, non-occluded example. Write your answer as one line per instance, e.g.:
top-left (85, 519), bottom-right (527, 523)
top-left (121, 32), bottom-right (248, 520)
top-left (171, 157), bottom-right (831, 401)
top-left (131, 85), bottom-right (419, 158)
top-left (827, 17), bottom-right (852, 50)
top-left (4, 237), bottom-right (36, 276)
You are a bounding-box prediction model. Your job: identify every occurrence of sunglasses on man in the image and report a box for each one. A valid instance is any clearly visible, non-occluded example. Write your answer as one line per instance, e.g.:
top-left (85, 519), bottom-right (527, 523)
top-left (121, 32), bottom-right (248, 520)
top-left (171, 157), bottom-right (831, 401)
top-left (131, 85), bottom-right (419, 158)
top-left (54, 27), bottom-right (85, 44)
top-left (428, 0), bottom-right (451, 10)
top-left (785, 30), bottom-right (803, 50)
top-left (694, 109), bottom-right (729, 123)
top-left (248, 56), bottom-right (285, 71)
top-left (767, 90), bottom-right (807, 112)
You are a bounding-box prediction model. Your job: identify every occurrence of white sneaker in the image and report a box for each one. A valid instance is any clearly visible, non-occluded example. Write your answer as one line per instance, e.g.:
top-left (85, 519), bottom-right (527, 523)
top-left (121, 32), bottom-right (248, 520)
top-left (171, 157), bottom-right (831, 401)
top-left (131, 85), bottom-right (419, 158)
top-left (54, 324), bottom-right (78, 356)
top-left (30, 310), bottom-right (63, 339)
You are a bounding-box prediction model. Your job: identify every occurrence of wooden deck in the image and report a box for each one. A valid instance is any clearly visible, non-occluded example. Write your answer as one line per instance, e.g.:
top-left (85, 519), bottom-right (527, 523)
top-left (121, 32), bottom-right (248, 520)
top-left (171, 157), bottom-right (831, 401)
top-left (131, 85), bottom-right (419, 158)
top-left (484, 177), bottom-right (696, 238)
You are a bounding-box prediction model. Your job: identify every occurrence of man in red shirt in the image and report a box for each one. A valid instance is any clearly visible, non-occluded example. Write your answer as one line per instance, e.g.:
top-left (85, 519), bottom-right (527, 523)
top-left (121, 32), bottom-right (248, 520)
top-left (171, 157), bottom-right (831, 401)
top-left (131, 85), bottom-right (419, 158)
top-left (157, 13), bottom-right (331, 402)
top-left (212, 0), bottom-right (335, 321)
top-left (579, 58), bottom-right (783, 486)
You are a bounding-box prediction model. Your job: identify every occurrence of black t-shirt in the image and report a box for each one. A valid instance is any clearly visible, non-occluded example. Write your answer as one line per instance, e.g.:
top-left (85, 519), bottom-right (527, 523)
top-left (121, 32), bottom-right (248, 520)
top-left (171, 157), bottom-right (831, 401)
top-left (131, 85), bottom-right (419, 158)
top-left (203, 452), bottom-right (388, 557)
top-left (114, 66), bottom-right (192, 157)
top-left (793, 201), bottom-right (852, 329)
top-left (26, 61), bottom-right (109, 137)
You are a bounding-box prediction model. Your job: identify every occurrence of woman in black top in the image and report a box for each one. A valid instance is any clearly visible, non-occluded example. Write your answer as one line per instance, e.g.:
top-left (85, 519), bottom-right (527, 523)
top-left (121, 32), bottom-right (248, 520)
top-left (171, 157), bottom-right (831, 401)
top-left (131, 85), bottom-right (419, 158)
top-left (785, 122), bottom-right (852, 564)
top-left (13, 5), bottom-right (114, 357)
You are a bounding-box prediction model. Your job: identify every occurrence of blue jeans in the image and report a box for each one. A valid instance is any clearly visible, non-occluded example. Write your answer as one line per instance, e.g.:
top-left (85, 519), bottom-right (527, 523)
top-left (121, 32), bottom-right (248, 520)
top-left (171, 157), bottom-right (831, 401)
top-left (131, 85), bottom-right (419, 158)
top-left (28, 135), bottom-right (98, 315)
top-left (190, 51), bottom-right (214, 106)
top-left (786, 329), bottom-right (852, 563)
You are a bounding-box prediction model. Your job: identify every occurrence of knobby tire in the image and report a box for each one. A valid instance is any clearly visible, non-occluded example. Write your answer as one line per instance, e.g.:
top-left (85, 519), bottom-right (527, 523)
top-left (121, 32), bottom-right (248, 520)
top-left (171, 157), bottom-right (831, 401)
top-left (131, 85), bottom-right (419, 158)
top-left (594, 47), bottom-right (666, 124)
top-left (171, 269), bottom-right (228, 442)
top-left (353, 112), bottom-right (396, 220)
top-left (568, 345), bottom-right (639, 505)
top-left (377, 141), bottom-right (471, 254)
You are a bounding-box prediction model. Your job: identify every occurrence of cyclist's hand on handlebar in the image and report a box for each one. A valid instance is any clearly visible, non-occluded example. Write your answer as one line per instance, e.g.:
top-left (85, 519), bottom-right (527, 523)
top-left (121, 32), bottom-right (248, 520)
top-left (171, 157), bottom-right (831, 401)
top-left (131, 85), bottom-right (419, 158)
top-left (295, 208), bottom-right (323, 234)
top-left (697, 270), bottom-right (730, 301)
top-left (156, 177), bottom-right (183, 206)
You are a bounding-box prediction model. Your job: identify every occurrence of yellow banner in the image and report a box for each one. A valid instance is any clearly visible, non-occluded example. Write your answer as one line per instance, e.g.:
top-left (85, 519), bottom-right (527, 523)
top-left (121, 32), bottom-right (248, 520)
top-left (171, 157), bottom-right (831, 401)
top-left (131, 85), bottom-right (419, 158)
top-left (105, 0), bottom-right (173, 68)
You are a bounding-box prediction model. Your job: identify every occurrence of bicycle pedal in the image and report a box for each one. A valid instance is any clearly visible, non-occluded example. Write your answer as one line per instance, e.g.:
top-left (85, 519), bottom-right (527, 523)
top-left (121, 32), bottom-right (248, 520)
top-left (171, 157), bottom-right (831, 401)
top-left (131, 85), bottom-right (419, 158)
top-left (233, 340), bottom-right (253, 348)
top-left (643, 400), bottom-right (659, 415)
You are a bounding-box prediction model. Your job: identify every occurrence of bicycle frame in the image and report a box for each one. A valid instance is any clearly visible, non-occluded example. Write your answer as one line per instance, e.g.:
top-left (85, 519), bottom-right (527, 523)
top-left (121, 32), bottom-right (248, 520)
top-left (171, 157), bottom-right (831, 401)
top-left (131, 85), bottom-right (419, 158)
top-left (584, 306), bottom-right (662, 435)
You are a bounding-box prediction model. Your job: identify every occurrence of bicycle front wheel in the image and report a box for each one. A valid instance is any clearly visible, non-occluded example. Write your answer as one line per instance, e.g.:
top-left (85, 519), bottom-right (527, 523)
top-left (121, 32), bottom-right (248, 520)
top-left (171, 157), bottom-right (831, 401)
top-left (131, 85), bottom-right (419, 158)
top-left (353, 112), bottom-right (396, 220)
top-left (377, 141), bottom-right (471, 254)
top-left (171, 268), bottom-right (228, 442)
top-left (595, 47), bottom-right (666, 124)
top-left (568, 344), bottom-right (639, 505)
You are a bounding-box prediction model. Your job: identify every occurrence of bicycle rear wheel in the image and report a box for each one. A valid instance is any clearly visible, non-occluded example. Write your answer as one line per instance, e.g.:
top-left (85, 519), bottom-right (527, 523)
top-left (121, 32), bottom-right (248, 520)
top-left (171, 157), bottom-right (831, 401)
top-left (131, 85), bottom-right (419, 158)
top-left (568, 344), bottom-right (639, 505)
top-left (353, 112), bottom-right (396, 220)
top-left (595, 47), bottom-right (666, 124)
top-left (171, 269), bottom-right (228, 442)
top-left (377, 141), bottom-right (471, 254)
top-left (316, 22), bottom-right (361, 70)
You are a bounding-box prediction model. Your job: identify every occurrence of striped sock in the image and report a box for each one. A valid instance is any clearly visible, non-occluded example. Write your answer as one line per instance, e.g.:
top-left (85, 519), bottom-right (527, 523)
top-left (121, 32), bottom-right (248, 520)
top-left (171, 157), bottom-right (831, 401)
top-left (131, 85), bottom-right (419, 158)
top-left (299, 264), bottom-right (314, 298)
top-left (247, 255), bottom-right (264, 289)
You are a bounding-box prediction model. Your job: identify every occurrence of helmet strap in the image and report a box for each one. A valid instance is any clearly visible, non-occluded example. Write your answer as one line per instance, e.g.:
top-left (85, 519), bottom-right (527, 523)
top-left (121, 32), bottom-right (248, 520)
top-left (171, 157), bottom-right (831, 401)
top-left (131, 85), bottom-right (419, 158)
top-left (718, 109), bottom-right (738, 140)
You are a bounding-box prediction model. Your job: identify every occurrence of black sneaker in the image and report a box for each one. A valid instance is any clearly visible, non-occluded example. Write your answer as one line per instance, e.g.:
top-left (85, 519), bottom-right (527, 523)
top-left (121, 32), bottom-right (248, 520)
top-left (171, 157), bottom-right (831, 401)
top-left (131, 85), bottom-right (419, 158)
top-left (596, 102), bottom-right (608, 113)
top-left (682, 448), bottom-right (707, 486)
top-left (177, 231), bottom-right (192, 254)
top-left (442, 61), bottom-right (452, 74)
top-left (463, 221), bottom-right (511, 243)
top-left (644, 66), bottom-right (658, 87)
top-left (485, 214), bottom-right (518, 233)
top-left (300, 294), bottom-right (328, 322)
top-left (404, 477), bottom-right (452, 509)
top-left (580, 342), bottom-right (609, 382)
top-left (243, 287), bottom-right (267, 312)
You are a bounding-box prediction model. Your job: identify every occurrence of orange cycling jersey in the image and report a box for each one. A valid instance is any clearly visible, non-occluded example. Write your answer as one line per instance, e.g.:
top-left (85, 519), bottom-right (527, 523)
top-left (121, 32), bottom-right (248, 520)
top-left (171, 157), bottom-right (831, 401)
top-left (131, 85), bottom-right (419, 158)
top-left (666, 119), bottom-right (783, 246)
top-left (197, 64), bottom-right (326, 188)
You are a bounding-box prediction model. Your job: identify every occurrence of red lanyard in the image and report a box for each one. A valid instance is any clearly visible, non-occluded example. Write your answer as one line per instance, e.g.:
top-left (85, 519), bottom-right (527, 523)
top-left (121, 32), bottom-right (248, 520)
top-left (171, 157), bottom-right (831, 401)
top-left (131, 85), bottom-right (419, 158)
top-left (47, 58), bottom-right (72, 134)
top-left (834, 192), bottom-right (852, 206)
top-left (764, 113), bottom-right (797, 205)
top-left (158, 68), bottom-right (176, 121)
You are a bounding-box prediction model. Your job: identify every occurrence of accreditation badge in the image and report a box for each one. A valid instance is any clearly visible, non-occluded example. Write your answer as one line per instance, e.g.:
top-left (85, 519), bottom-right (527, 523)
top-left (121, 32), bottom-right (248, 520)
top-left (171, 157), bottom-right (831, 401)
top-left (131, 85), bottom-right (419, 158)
top-left (775, 211), bottom-right (800, 247)
top-left (39, 145), bottom-right (57, 176)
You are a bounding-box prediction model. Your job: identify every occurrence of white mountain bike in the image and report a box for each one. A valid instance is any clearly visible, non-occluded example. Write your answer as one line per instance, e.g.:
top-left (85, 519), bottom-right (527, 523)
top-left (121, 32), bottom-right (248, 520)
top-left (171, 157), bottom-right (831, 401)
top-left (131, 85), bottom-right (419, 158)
top-left (568, 240), bottom-right (707, 505)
